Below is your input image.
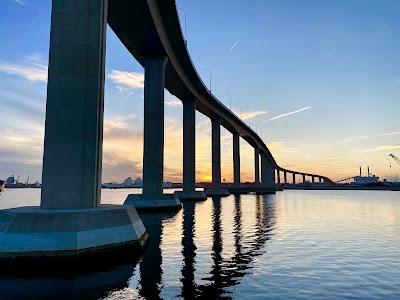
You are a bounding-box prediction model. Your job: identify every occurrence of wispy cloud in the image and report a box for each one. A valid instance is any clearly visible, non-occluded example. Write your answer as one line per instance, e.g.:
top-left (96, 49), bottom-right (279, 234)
top-left (228, 40), bottom-right (239, 52)
top-left (165, 99), bottom-right (182, 107)
top-left (5, 128), bottom-right (13, 134)
top-left (232, 109), bottom-right (269, 120)
top-left (396, 79), bottom-right (400, 83)
top-left (12, 0), bottom-right (27, 4)
top-left (343, 131), bottom-right (400, 142)
top-left (0, 55), bottom-right (47, 82)
top-left (363, 144), bottom-right (400, 152)
top-left (263, 106), bottom-right (311, 122)
top-left (115, 86), bottom-right (134, 95)
top-left (107, 70), bottom-right (144, 89)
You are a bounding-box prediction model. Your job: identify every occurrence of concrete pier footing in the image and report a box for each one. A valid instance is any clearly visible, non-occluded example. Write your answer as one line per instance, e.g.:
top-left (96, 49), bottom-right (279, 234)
top-left (124, 194), bottom-right (182, 212)
top-left (0, 205), bottom-right (148, 261)
top-left (205, 189), bottom-right (230, 197)
top-left (175, 191), bottom-right (207, 201)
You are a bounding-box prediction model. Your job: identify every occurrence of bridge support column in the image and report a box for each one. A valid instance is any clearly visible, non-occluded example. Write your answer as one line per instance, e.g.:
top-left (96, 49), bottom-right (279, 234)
top-left (312, 176), bottom-right (315, 183)
top-left (175, 99), bottom-right (206, 200)
top-left (254, 148), bottom-right (260, 187)
top-left (319, 177), bottom-right (323, 183)
top-left (303, 174), bottom-right (306, 183)
top-left (0, 0), bottom-right (148, 262)
top-left (125, 56), bottom-right (181, 210)
top-left (277, 170), bottom-right (281, 185)
top-left (261, 152), bottom-right (267, 188)
top-left (293, 173), bottom-right (296, 185)
top-left (233, 132), bottom-right (241, 188)
top-left (284, 171), bottom-right (288, 187)
top-left (205, 116), bottom-right (229, 197)
top-left (267, 159), bottom-right (276, 189)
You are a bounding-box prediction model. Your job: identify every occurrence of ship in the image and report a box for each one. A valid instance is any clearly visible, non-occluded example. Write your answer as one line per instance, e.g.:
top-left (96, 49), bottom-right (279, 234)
top-left (0, 180), bottom-right (5, 192)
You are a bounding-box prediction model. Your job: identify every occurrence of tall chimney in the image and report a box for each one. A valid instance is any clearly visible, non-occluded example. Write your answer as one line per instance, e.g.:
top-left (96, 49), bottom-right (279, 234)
top-left (359, 166), bottom-right (362, 177)
top-left (368, 166), bottom-right (370, 177)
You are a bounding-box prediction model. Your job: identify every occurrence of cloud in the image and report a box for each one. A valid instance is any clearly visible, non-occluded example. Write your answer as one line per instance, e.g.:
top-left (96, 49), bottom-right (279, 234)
top-left (263, 106), bottom-right (311, 122)
top-left (0, 55), bottom-right (47, 82)
top-left (228, 40), bottom-right (239, 52)
top-left (12, 0), bottom-right (27, 4)
top-left (107, 70), bottom-right (144, 89)
top-left (115, 86), bottom-right (134, 95)
top-left (343, 131), bottom-right (400, 142)
top-left (5, 128), bottom-right (13, 134)
top-left (232, 109), bottom-right (269, 120)
top-left (363, 144), bottom-right (400, 152)
top-left (165, 99), bottom-right (182, 107)
top-left (396, 79), bottom-right (400, 83)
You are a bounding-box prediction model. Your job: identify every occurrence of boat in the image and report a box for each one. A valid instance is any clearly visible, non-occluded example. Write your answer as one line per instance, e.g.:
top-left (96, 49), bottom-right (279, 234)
top-left (0, 180), bottom-right (5, 192)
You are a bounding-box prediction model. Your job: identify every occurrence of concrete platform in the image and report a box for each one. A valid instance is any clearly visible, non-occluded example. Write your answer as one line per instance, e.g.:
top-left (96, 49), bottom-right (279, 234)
top-left (204, 189), bottom-right (230, 197)
top-left (174, 191), bottom-right (207, 201)
top-left (0, 205), bottom-right (148, 262)
top-left (124, 194), bottom-right (182, 212)
top-left (227, 186), bottom-right (276, 194)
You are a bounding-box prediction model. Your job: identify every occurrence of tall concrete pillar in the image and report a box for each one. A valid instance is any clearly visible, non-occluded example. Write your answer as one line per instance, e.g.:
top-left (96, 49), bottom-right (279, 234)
top-left (233, 132), bottom-right (241, 188)
top-left (284, 171), bottom-right (288, 186)
top-left (293, 173), bottom-right (296, 184)
top-left (312, 176), bottom-right (315, 183)
top-left (319, 177), bottom-right (323, 183)
top-left (125, 57), bottom-right (181, 209)
top-left (303, 174), bottom-right (306, 183)
top-left (254, 148), bottom-right (260, 186)
top-left (0, 0), bottom-right (149, 261)
top-left (267, 159), bottom-right (276, 187)
top-left (277, 170), bottom-right (281, 185)
top-left (176, 99), bottom-right (206, 200)
top-left (261, 152), bottom-right (267, 188)
top-left (41, 0), bottom-right (109, 208)
top-left (205, 116), bottom-right (229, 196)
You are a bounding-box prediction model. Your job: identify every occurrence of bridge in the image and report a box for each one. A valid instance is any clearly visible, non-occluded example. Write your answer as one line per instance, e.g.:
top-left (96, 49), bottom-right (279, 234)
top-left (0, 0), bottom-right (332, 262)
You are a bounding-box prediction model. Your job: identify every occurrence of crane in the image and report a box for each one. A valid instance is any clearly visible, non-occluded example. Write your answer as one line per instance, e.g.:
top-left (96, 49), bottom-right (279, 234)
top-left (388, 154), bottom-right (400, 166)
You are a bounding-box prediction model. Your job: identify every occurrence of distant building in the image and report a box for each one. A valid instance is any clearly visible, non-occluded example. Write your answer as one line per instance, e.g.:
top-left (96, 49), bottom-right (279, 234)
top-left (123, 177), bottom-right (134, 187)
top-left (352, 175), bottom-right (379, 186)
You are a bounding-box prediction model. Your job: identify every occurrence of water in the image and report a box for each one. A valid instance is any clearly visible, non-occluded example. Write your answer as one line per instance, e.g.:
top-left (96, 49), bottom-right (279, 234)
top-left (0, 189), bottom-right (399, 299)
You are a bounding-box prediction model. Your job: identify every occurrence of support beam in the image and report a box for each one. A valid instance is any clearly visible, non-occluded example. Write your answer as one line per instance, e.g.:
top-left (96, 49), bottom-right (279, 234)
top-left (277, 170), bottom-right (281, 185)
top-left (205, 116), bottom-right (229, 196)
top-left (125, 56), bottom-right (181, 210)
top-left (303, 174), bottom-right (306, 183)
top-left (284, 171), bottom-right (287, 186)
top-left (233, 132), bottom-right (241, 188)
top-left (254, 148), bottom-right (260, 186)
top-left (293, 173), bottom-right (296, 185)
top-left (312, 176), bottom-right (315, 183)
top-left (175, 99), bottom-right (206, 200)
top-left (261, 152), bottom-right (267, 188)
top-left (319, 177), bottom-right (323, 183)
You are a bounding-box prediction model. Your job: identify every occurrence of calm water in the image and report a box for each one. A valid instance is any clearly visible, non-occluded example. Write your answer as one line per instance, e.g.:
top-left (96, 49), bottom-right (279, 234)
top-left (0, 189), bottom-right (399, 299)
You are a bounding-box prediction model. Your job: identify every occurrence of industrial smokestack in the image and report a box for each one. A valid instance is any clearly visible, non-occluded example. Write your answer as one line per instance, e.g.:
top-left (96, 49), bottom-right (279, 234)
top-left (368, 166), bottom-right (370, 177)
top-left (359, 166), bottom-right (361, 177)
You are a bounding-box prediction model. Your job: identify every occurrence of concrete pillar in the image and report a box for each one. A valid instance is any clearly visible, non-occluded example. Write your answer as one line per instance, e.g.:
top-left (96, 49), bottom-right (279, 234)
top-left (176, 99), bottom-right (207, 200)
top-left (182, 99), bottom-right (197, 193)
top-left (284, 171), bottom-right (287, 186)
top-left (277, 170), bottom-right (281, 185)
top-left (268, 159), bottom-right (276, 186)
top-left (205, 116), bottom-right (229, 196)
top-left (312, 176), bottom-right (315, 183)
top-left (254, 148), bottom-right (260, 186)
top-left (319, 177), bottom-right (323, 183)
top-left (212, 116), bottom-right (222, 191)
top-left (261, 152), bottom-right (267, 187)
top-left (293, 173), bottom-right (296, 184)
top-left (41, 0), bottom-right (108, 208)
top-left (142, 56), bottom-right (168, 195)
top-left (303, 174), bottom-right (306, 183)
top-left (233, 132), bottom-right (241, 188)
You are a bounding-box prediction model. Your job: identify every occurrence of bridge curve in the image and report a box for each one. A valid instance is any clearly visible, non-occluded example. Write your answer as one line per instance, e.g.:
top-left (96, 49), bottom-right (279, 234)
top-left (107, 0), bottom-right (331, 185)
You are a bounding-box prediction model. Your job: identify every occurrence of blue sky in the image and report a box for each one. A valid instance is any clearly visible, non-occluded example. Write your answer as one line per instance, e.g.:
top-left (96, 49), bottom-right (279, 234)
top-left (0, 0), bottom-right (399, 183)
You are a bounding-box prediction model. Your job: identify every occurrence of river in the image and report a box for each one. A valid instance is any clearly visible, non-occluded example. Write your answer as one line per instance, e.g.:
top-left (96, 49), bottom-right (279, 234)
top-left (0, 189), bottom-right (399, 299)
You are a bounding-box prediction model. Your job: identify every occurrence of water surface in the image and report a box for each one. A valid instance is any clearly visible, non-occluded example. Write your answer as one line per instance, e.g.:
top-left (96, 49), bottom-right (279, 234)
top-left (0, 189), bottom-right (399, 299)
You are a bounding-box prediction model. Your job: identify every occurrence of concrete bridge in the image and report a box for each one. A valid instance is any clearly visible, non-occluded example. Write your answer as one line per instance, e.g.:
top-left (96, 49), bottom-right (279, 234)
top-left (0, 0), bottom-right (332, 262)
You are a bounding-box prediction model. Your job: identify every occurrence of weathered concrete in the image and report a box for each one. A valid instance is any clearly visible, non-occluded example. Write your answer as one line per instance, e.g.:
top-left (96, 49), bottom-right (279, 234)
top-left (41, 0), bottom-right (108, 209)
top-left (207, 116), bottom-right (229, 197)
top-left (254, 148), bottom-right (260, 186)
top-left (124, 194), bottom-right (182, 211)
top-left (177, 99), bottom-right (206, 200)
top-left (0, 205), bottom-right (147, 258)
top-left (233, 132), bottom-right (241, 188)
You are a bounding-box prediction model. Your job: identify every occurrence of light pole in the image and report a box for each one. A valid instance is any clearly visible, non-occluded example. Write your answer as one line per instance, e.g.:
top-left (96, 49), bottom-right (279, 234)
top-left (178, 8), bottom-right (187, 44)
top-left (204, 68), bottom-right (211, 92)
top-left (224, 92), bottom-right (231, 109)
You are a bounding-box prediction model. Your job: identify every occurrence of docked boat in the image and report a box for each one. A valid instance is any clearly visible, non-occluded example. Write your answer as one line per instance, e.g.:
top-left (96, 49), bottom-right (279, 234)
top-left (0, 180), bottom-right (5, 192)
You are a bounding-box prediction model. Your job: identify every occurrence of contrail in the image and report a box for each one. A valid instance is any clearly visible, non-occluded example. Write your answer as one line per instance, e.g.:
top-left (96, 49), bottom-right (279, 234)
top-left (5, 128), bottom-right (13, 134)
top-left (263, 106), bottom-right (312, 122)
top-left (228, 40), bottom-right (239, 52)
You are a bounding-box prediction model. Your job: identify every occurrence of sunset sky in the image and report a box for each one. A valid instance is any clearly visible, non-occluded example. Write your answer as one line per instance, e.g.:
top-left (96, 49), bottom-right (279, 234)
top-left (0, 0), bottom-right (399, 184)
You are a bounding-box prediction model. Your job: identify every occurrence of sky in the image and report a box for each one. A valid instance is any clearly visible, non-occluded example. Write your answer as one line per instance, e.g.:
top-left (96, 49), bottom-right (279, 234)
top-left (0, 0), bottom-right (399, 184)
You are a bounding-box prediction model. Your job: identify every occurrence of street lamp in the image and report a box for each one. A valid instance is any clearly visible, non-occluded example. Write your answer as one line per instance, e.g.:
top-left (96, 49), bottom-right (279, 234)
top-left (178, 8), bottom-right (187, 44)
top-left (204, 68), bottom-right (211, 92)
top-left (225, 92), bottom-right (231, 109)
